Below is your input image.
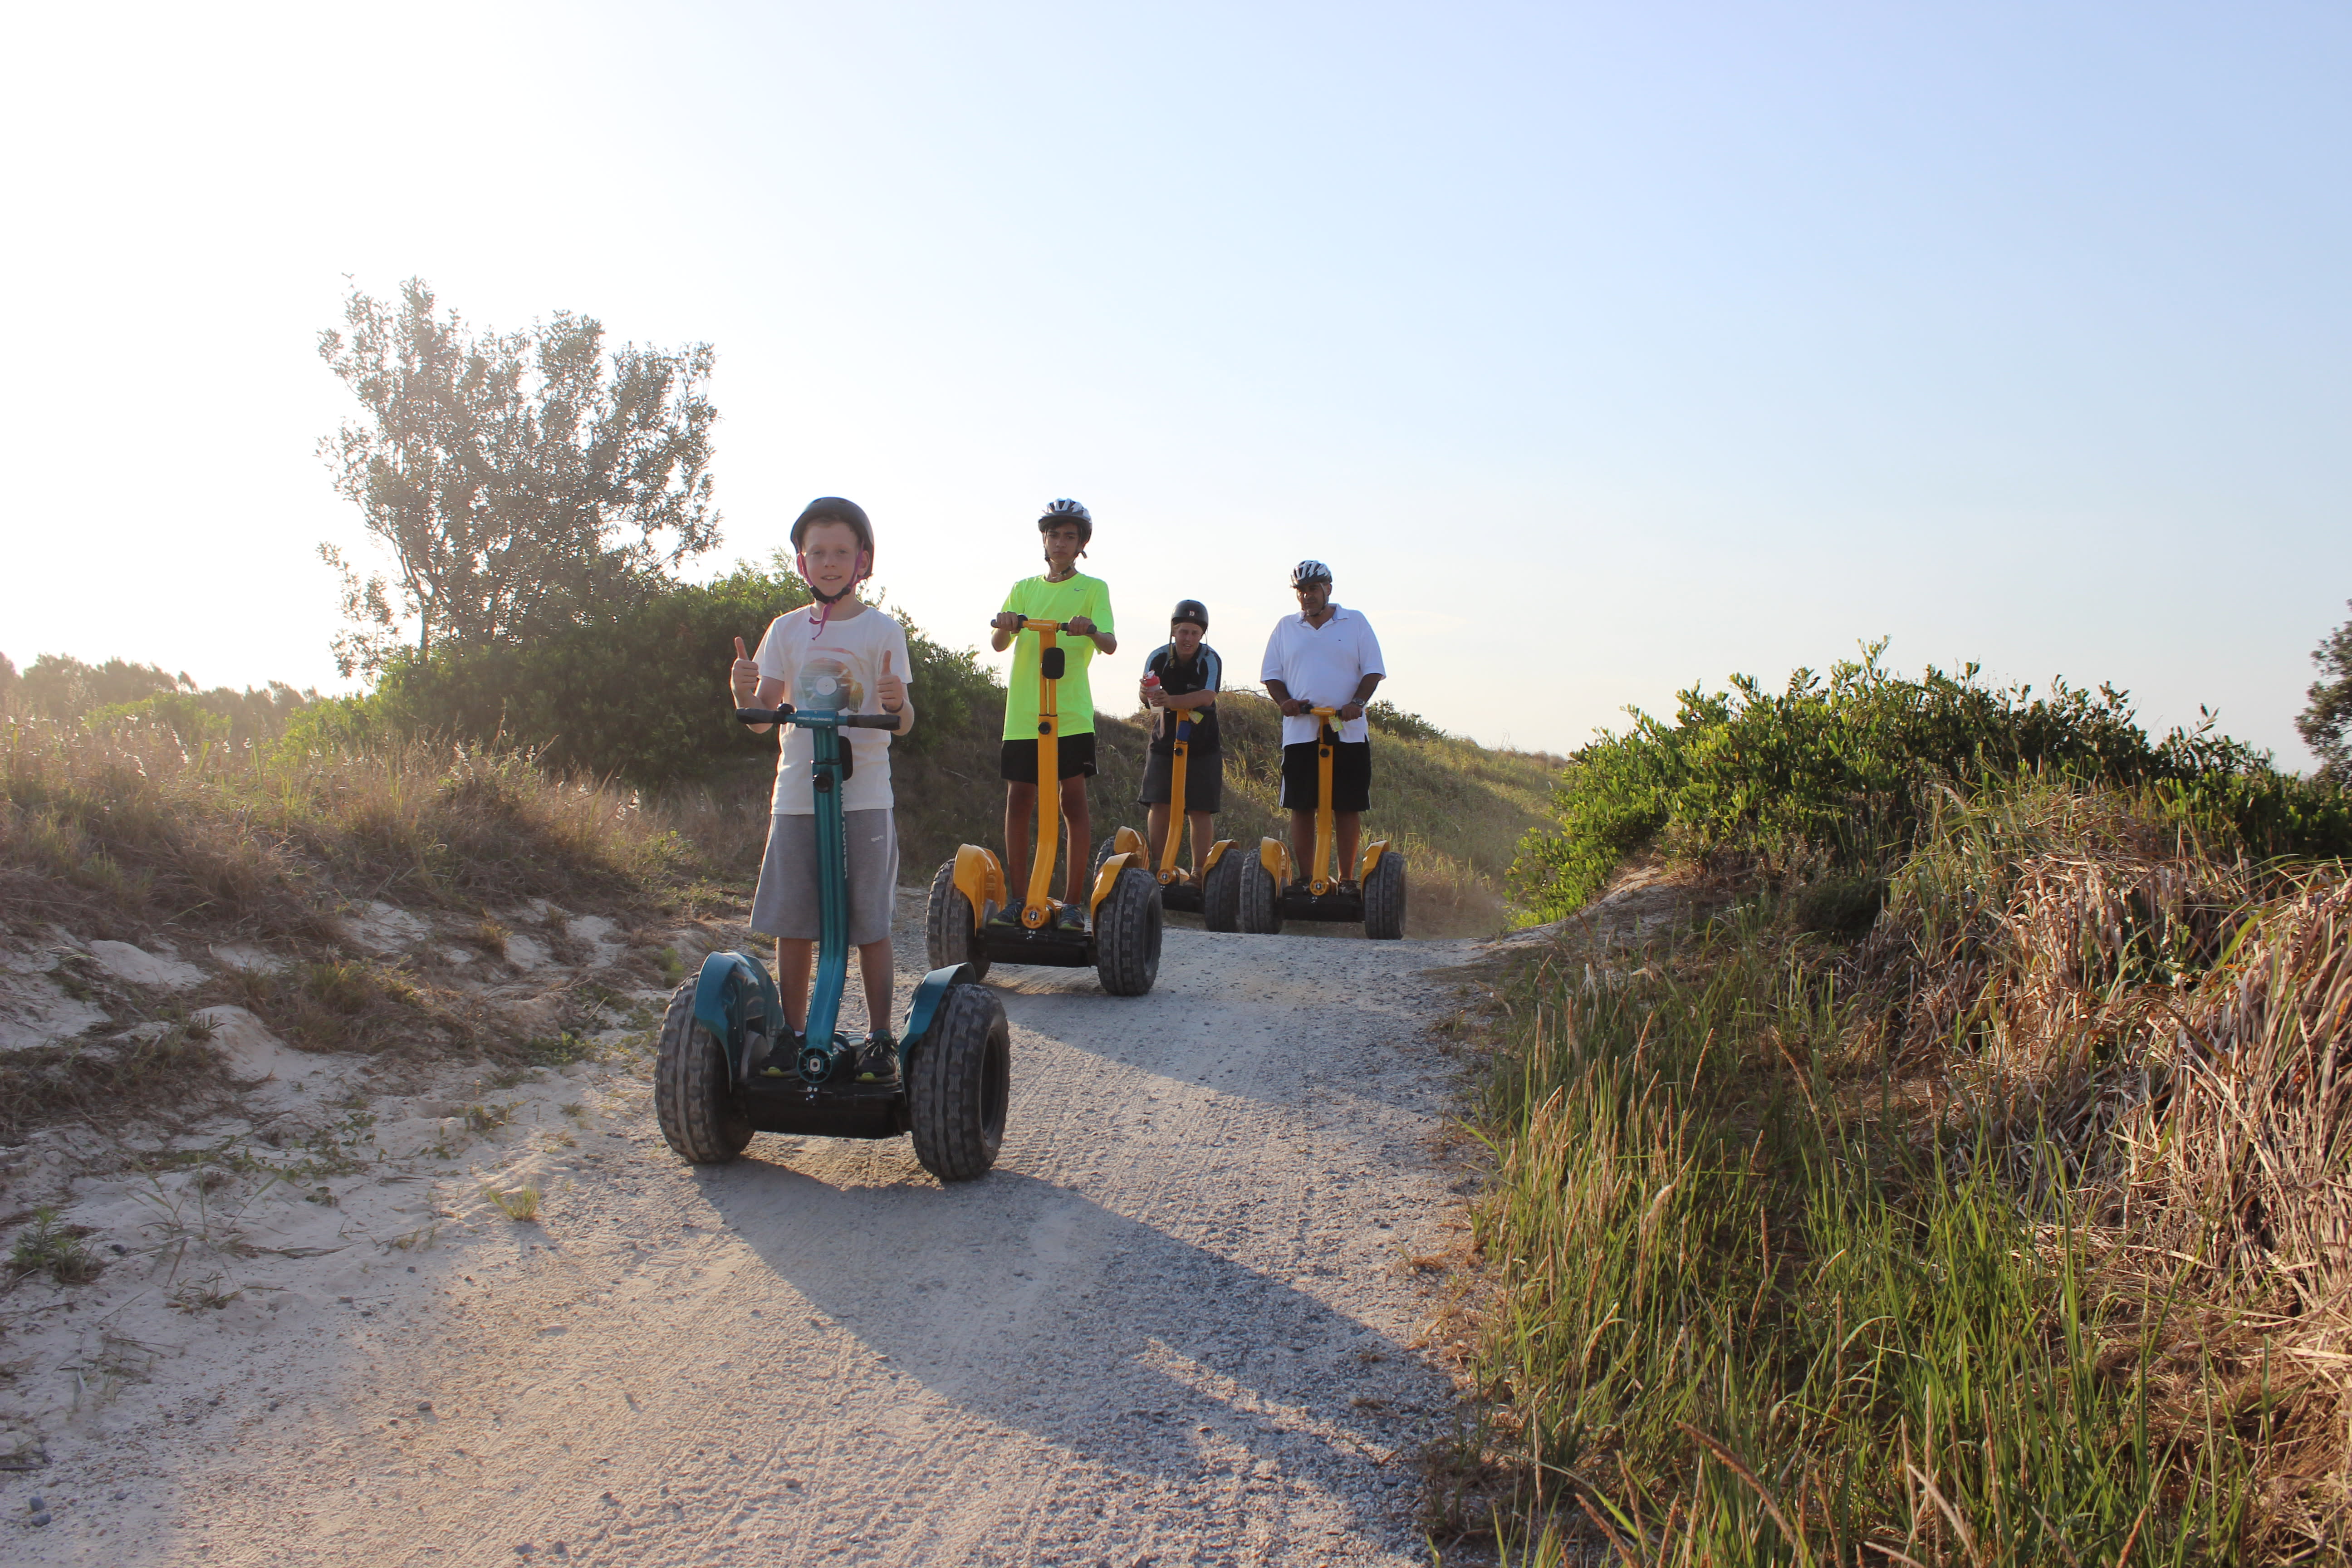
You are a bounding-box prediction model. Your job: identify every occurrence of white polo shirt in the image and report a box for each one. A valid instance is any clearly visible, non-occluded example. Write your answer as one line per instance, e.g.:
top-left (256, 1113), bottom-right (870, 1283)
top-left (1260, 605), bottom-right (1386, 745)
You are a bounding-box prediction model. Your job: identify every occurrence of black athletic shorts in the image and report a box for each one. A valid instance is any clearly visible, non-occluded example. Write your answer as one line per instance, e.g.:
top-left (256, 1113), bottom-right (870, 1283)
top-left (1000, 731), bottom-right (1098, 783)
top-left (1138, 746), bottom-right (1223, 813)
top-left (1280, 739), bottom-right (1371, 812)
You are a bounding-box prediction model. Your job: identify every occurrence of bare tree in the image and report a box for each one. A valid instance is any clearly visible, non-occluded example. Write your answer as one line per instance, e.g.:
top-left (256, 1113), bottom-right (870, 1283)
top-left (318, 278), bottom-right (720, 675)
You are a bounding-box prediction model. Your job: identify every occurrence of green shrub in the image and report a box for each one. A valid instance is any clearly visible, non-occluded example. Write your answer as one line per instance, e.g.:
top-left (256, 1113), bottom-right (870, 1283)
top-left (2, 653), bottom-right (317, 745)
top-left (274, 559), bottom-right (1004, 789)
top-left (88, 691), bottom-right (232, 747)
top-left (1365, 699), bottom-right (1448, 742)
top-left (1510, 642), bottom-right (2352, 918)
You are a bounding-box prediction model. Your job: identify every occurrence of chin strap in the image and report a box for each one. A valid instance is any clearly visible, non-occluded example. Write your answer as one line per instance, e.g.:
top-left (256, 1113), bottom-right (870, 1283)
top-left (800, 551), bottom-right (872, 636)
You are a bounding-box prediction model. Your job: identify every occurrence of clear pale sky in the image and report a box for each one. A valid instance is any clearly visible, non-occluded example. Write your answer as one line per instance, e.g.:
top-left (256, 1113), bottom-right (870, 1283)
top-left (4, 1), bottom-right (2347, 763)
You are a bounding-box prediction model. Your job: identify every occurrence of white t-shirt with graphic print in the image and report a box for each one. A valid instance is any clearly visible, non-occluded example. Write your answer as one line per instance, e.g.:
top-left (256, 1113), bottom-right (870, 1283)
top-left (754, 604), bottom-right (913, 814)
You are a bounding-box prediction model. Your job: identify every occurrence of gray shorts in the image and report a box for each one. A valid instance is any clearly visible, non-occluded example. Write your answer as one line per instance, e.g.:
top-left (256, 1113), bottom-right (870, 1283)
top-left (751, 809), bottom-right (900, 946)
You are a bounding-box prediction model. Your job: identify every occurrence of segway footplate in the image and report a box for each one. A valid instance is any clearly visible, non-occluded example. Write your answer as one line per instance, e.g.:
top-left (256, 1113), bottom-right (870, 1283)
top-left (738, 1076), bottom-right (911, 1139)
top-left (977, 925), bottom-right (1094, 967)
top-left (1278, 887), bottom-right (1367, 923)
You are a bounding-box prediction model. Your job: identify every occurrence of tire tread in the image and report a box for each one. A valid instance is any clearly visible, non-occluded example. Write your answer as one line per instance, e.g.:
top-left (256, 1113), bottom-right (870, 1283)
top-left (1093, 866), bottom-right (1163, 995)
top-left (653, 979), bottom-right (753, 1163)
top-left (1238, 860), bottom-right (1284, 936)
top-left (925, 859), bottom-right (991, 980)
top-left (908, 983), bottom-right (1009, 1181)
top-left (1364, 853), bottom-right (1408, 940)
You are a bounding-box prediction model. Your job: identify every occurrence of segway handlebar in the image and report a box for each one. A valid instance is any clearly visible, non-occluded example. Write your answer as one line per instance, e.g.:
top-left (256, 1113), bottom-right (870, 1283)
top-left (735, 706), bottom-right (903, 732)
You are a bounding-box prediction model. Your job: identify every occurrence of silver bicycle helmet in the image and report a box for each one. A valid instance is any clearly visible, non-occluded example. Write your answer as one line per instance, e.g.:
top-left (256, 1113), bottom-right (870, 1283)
top-left (1290, 559), bottom-right (1332, 588)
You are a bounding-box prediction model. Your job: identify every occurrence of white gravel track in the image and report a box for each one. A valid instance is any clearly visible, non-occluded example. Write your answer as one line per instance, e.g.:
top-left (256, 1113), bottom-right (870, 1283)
top-left (0, 902), bottom-right (1477, 1566)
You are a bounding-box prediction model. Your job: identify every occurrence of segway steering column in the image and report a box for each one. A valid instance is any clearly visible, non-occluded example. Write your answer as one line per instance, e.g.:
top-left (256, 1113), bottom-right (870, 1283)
top-left (735, 703), bottom-right (902, 1081)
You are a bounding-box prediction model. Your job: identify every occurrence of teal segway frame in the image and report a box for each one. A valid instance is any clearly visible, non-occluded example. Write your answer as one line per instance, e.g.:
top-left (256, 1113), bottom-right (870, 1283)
top-left (653, 701), bottom-right (1010, 1181)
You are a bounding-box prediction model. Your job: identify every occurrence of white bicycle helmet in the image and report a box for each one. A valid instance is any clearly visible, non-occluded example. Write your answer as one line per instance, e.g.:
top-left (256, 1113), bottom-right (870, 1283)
top-left (1290, 559), bottom-right (1332, 588)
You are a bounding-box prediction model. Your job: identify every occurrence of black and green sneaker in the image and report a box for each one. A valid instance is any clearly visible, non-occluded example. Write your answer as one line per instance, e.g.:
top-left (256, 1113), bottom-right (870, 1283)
top-left (855, 1032), bottom-right (899, 1083)
top-left (1053, 904), bottom-right (1089, 934)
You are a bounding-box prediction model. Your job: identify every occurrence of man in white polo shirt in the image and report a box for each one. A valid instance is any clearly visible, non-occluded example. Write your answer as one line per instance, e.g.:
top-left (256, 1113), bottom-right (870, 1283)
top-left (1259, 559), bottom-right (1386, 891)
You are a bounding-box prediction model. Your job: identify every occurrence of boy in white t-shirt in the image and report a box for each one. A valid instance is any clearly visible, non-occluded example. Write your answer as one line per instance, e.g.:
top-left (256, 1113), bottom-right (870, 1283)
top-left (727, 497), bottom-right (916, 1082)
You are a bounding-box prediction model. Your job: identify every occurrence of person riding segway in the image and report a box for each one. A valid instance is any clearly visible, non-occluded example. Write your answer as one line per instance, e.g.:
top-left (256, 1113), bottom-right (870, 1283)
top-left (1236, 559), bottom-right (1407, 939)
top-left (924, 500), bottom-right (1162, 994)
top-left (1096, 599), bottom-right (1240, 918)
top-left (657, 498), bottom-right (1008, 1181)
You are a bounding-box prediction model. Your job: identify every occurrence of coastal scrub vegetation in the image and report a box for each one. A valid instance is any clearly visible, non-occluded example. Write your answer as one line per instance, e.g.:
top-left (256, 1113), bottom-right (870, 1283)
top-left (1510, 642), bottom-right (2352, 921)
top-left (1460, 655), bottom-right (2352, 1563)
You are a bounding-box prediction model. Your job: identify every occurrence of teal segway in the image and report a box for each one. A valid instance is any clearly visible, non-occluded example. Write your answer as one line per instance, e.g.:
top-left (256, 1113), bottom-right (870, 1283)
top-left (654, 701), bottom-right (1010, 1182)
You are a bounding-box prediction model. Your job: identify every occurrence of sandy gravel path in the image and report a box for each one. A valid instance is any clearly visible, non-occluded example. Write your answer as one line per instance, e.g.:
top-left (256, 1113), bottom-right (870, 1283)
top-left (2, 903), bottom-right (1477, 1566)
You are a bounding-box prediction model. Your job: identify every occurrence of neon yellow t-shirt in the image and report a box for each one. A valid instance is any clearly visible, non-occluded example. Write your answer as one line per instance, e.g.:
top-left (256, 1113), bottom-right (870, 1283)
top-left (999, 572), bottom-right (1116, 740)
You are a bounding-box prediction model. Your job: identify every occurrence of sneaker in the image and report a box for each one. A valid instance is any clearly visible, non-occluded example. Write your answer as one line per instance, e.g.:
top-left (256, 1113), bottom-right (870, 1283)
top-left (754, 1030), bottom-right (802, 1078)
top-left (985, 904), bottom-right (1023, 928)
top-left (1338, 879), bottom-right (1361, 898)
top-left (1054, 904), bottom-right (1089, 933)
top-left (855, 1032), bottom-right (899, 1083)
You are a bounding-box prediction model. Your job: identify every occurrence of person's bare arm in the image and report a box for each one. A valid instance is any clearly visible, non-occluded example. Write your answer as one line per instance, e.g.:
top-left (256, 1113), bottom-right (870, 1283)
top-left (1162, 688), bottom-right (1216, 710)
top-left (730, 636), bottom-right (791, 731)
top-left (877, 651), bottom-right (915, 740)
top-left (990, 610), bottom-right (1020, 653)
top-left (734, 676), bottom-right (791, 732)
top-left (1064, 614), bottom-right (1114, 655)
top-left (1336, 673), bottom-right (1384, 721)
top-left (1264, 678), bottom-right (1307, 717)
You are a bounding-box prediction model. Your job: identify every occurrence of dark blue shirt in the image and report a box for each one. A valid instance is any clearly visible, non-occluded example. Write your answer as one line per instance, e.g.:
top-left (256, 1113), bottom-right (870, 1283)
top-left (1143, 642), bottom-right (1222, 755)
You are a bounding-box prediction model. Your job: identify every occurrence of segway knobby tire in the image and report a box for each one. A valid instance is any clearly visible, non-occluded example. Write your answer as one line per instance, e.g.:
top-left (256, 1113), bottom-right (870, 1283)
top-left (1364, 853), bottom-right (1408, 940)
top-left (908, 982), bottom-right (1009, 1182)
top-left (1093, 865), bottom-right (1163, 995)
top-left (1091, 833), bottom-right (1120, 882)
top-left (924, 859), bottom-right (992, 981)
top-left (654, 979), bottom-right (753, 1164)
top-left (1200, 851), bottom-right (1242, 932)
top-left (1238, 859), bottom-right (1285, 936)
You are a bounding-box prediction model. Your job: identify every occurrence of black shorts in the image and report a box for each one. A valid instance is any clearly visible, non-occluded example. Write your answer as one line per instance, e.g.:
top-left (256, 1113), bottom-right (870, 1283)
top-left (1280, 739), bottom-right (1371, 812)
top-left (1000, 732), bottom-right (1098, 783)
top-left (1138, 746), bottom-right (1224, 813)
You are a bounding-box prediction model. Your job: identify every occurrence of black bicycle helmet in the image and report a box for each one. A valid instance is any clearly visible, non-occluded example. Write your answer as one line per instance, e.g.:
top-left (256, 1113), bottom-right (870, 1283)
top-left (1039, 498), bottom-right (1093, 548)
top-left (1170, 599), bottom-right (1208, 630)
top-left (792, 496), bottom-right (873, 559)
top-left (1290, 558), bottom-right (1332, 588)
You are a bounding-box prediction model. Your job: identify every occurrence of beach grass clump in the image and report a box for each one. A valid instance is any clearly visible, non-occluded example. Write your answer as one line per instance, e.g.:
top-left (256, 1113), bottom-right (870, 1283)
top-left (0, 712), bottom-right (700, 941)
top-left (1455, 780), bottom-right (2348, 1564)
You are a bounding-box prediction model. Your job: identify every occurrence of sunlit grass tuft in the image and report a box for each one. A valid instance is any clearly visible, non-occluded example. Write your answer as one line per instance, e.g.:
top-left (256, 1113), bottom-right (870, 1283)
top-left (1453, 781), bottom-right (2346, 1563)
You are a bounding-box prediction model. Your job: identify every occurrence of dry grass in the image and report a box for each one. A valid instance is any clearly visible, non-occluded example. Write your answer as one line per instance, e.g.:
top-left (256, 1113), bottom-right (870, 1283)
top-left (0, 712), bottom-right (727, 1137)
top-left (482, 1185), bottom-right (540, 1222)
top-left (1455, 782), bottom-right (2352, 1564)
top-left (1855, 787), bottom-right (2352, 1553)
top-left (0, 713), bottom-right (704, 942)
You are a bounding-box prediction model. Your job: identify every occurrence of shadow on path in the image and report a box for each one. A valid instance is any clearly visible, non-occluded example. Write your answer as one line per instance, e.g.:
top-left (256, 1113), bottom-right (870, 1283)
top-left (701, 1158), bottom-right (1440, 1505)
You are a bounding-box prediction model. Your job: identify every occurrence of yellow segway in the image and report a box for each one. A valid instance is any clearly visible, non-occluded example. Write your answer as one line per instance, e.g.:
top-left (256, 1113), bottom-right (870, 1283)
top-left (926, 618), bottom-right (1164, 994)
top-left (1231, 707), bottom-right (1406, 939)
top-left (1098, 705), bottom-right (1244, 925)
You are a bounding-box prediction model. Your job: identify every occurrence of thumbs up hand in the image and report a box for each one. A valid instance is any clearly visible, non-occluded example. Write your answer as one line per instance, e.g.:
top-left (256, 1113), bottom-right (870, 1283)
top-left (730, 635), bottom-right (761, 702)
top-left (877, 650), bottom-right (906, 714)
